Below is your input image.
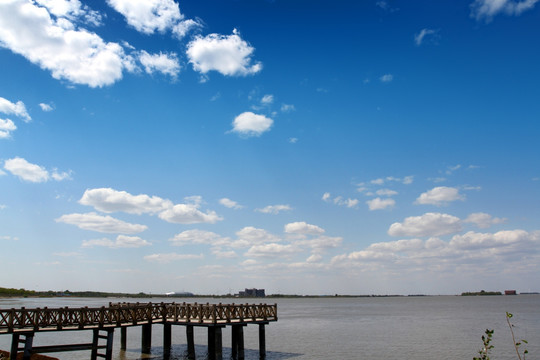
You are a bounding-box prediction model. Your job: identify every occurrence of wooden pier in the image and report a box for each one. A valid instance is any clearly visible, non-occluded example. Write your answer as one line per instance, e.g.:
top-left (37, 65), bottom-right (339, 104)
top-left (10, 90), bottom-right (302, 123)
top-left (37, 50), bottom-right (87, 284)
top-left (0, 302), bottom-right (277, 360)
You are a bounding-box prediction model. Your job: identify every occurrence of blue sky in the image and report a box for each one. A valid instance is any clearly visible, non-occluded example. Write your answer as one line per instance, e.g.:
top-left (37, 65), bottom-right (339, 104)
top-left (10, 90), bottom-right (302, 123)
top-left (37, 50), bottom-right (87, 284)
top-left (1, 0), bottom-right (539, 295)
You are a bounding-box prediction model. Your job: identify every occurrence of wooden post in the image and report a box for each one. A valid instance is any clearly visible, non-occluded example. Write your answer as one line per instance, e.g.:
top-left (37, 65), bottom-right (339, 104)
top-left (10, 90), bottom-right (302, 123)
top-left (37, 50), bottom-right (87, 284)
top-left (91, 329), bottom-right (99, 360)
top-left (141, 324), bottom-right (152, 354)
top-left (207, 327), bottom-right (215, 360)
top-left (120, 327), bottom-right (127, 350)
top-left (10, 333), bottom-right (19, 360)
top-left (104, 329), bottom-right (114, 360)
top-left (231, 326), bottom-right (238, 359)
top-left (231, 325), bottom-right (245, 360)
top-left (259, 323), bottom-right (266, 360)
top-left (163, 322), bottom-right (172, 357)
top-left (215, 326), bottom-right (223, 360)
top-left (22, 333), bottom-right (34, 360)
top-left (186, 325), bottom-right (195, 360)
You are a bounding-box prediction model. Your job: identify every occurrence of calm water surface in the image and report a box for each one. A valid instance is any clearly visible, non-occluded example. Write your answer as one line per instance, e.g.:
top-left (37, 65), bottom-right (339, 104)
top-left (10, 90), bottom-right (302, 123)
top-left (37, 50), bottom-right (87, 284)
top-left (1, 295), bottom-right (538, 359)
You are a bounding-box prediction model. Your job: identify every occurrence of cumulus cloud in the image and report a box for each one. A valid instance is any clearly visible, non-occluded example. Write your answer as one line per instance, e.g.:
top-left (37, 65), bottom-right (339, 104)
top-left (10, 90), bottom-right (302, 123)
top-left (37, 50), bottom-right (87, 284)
top-left (159, 203), bottom-right (222, 224)
top-left (0, 97), bottom-right (31, 122)
top-left (82, 235), bottom-right (151, 248)
top-left (219, 197), bottom-right (243, 209)
top-left (231, 112), bottom-right (273, 137)
top-left (138, 50), bottom-right (180, 78)
top-left (332, 229), bottom-right (540, 271)
top-left (80, 188), bottom-right (169, 214)
top-left (169, 229), bottom-right (228, 246)
top-left (450, 229), bottom-right (539, 250)
top-left (367, 197), bottom-right (395, 210)
top-left (0, 118), bottom-right (17, 139)
top-left (285, 221), bottom-right (325, 235)
top-left (245, 243), bottom-right (299, 258)
top-left (0, 0), bottom-right (135, 87)
top-left (414, 28), bottom-right (438, 46)
top-left (415, 186), bottom-right (465, 206)
top-left (39, 103), bottom-right (54, 112)
top-left (4, 157), bottom-right (71, 182)
top-left (470, 0), bottom-right (538, 21)
top-left (464, 212), bottom-right (506, 229)
top-left (255, 204), bottom-right (292, 214)
top-left (79, 188), bottom-right (222, 224)
top-left (235, 226), bottom-right (281, 246)
top-left (56, 212), bottom-right (148, 234)
top-left (333, 196), bottom-right (359, 208)
top-left (186, 29), bottom-right (262, 76)
top-left (144, 253), bottom-right (203, 263)
top-left (388, 212), bottom-right (462, 237)
top-left (107, 0), bottom-right (199, 37)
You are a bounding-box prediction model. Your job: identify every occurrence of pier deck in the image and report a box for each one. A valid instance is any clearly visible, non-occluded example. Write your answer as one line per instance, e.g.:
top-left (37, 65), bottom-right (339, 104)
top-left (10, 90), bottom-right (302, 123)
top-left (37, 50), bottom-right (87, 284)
top-left (0, 302), bottom-right (277, 360)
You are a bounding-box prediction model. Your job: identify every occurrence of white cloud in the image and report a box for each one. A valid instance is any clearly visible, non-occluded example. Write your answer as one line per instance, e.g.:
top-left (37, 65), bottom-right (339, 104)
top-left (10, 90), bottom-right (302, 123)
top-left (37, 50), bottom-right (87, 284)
top-left (376, 189), bottom-right (398, 196)
top-left (367, 197), bottom-right (395, 211)
top-left (261, 94), bottom-right (274, 105)
top-left (79, 188), bottom-right (221, 224)
top-left (288, 137), bottom-right (298, 144)
top-left (284, 221), bottom-right (325, 235)
top-left (0, 0), bottom-right (133, 87)
top-left (445, 164), bottom-right (461, 175)
top-left (138, 50), bottom-right (180, 78)
top-left (450, 229), bottom-right (539, 251)
top-left (107, 0), bottom-right (188, 35)
top-left (322, 192), bottom-right (331, 201)
top-left (34, 0), bottom-right (102, 25)
top-left (371, 178), bottom-right (385, 185)
top-left (159, 203), bottom-right (223, 224)
top-left (464, 212), bottom-right (506, 229)
top-left (281, 104), bottom-right (295, 112)
top-left (388, 212), bottom-right (462, 237)
top-left (0, 97), bottom-right (31, 122)
top-left (231, 112), bottom-right (273, 137)
top-left (380, 74), bottom-right (393, 82)
top-left (414, 28), bottom-right (438, 46)
top-left (470, 0), bottom-right (538, 21)
top-left (245, 243), bottom-right (299, 258)
top-left (306, 254), bottom-right (323, 263)
top-left (186, 29), bottom-right (262, 76)
top-left (169, 229), bottom-right (227, 246)
top-left (0, 118), bottom-right (17, 139)
top-left (415, 186), bottom-right (465, 206)
top-left (79, 188), bottom-right (169, 214)
top-left (236, 226), bottom-right (280, 244)
top-left (219, 198), bottom-right (243, 209)
top-left (4, 157), bottom-right (71, 183)
top-left (39, 103), bottom-right (54, 112)
top-left (144, 253), bottom-right (203, 263)
top-left (56, 212), bottom-right (148, 234)
top-left (333, 196), bottom-right (359, 208)
top-left (295, 235), bottom-right (342, 253)
top-left (82, 235), bottom-right (151, 248)
top-left (255, 204), bottom-right (292, 214)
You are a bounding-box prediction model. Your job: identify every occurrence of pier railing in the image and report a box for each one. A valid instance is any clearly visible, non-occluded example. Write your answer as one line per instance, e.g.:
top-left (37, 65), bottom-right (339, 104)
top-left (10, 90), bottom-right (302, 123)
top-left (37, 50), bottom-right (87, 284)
top-left (0, 302), bottom-right (277, 333)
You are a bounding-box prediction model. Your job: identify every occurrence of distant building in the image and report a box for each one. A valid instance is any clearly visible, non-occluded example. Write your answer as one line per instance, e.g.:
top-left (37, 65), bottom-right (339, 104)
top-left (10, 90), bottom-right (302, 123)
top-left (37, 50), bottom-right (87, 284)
top-left (505, 290), bottom-right (517, 295)
top-left (238, 288), bottom-right (265, 297)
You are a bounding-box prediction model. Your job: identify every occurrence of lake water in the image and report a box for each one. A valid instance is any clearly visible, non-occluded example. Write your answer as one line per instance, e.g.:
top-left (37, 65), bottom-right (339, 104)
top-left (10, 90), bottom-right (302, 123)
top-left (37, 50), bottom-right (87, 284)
top-left (1, 295), bottom-right (539, 359)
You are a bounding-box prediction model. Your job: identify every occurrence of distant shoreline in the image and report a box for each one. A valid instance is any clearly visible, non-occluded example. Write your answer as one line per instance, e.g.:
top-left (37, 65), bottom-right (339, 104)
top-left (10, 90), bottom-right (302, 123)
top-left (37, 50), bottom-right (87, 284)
top-left (1, 287), bottom-right (537, 300)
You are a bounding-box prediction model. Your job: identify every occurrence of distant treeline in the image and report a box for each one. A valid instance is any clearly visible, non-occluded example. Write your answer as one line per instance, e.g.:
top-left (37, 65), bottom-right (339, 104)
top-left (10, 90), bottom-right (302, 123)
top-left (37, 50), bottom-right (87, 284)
top-left (461, 290), bottom-right (502, 296)
top-left (0, 287), bottom-right (153, 298)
